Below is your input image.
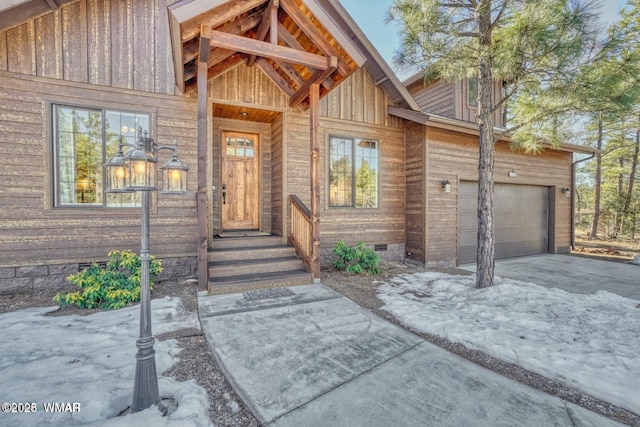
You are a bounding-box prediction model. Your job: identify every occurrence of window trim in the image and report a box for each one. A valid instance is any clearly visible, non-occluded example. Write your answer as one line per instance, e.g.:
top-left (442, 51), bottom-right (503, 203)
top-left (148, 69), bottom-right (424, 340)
top-left (327, 134), bottom-right (380, 210)
top-left (51, 103), bottom-right (153, 209)
top-left (467, 76), bottom-right (479, 108)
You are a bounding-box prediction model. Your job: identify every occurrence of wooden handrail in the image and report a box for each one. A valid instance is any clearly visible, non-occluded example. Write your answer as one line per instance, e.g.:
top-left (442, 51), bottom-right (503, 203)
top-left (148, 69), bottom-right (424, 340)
top-left (288, 195), bottom-right (313, 271)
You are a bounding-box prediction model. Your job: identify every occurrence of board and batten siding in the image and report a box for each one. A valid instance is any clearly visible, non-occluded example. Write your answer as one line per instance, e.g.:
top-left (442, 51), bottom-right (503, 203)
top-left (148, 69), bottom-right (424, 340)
top-left (405, 121), bottom-right (427, 261)
top-left (0, 0), bottom-right (180, 95)
top-left (0, 72), bottom-right (198, 268)
top-left (425, 126), bottom-right (572, 266)
top-left (207, 63), bottom-right (406, 258)
top-left (407, 77), bottom-right (504, 129)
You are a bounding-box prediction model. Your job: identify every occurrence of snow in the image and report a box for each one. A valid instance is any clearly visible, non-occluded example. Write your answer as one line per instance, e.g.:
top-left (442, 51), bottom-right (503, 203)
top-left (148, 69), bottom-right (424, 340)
top-left (0, 297), bottom-right (212, 427)
top-left (377, 272), bottom-right (640, 415)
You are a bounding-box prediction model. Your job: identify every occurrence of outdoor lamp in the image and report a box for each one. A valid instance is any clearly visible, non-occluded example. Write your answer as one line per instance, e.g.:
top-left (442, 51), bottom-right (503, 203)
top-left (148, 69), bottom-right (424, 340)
top-left (160, 140), bottom-right (189, 194)
top-left (125, 138), bottom-right (157, 191)
top-left (442, 180), bottom-right (452, 193)
top-left (103, 127), bottom-right (189, 414)
top-left (104, 141), bottom-right (130, 193)
top-left (562, 188), bottom-right (571, 198)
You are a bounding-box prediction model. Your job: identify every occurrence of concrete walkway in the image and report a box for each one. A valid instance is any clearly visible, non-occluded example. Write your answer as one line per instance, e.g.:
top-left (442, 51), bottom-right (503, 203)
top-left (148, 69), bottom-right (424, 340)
top-left (199, 284), bottom-right (623, 426)
top-left (460, 254), bottom-right (640, 300)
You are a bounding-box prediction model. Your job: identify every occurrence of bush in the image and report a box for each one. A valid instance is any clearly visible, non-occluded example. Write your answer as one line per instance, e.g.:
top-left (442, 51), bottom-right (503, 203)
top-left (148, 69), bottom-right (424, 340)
top-left (332, 240), bottom-right (381, 275)
top-left (53, 250), bottom-right (163, 310)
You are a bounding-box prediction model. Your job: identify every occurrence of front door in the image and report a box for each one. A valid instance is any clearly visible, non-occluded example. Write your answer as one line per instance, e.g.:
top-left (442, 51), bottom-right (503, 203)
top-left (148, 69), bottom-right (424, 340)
top-left (221, 131), bottom-right (260, 230)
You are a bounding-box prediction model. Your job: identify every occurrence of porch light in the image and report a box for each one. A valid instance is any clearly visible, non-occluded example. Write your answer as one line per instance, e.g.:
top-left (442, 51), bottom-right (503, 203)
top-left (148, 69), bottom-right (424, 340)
top-left (104, 140), bottom-right (130, 193)
top-left (562, 188), bottom-right (571, 198)
top-left (442, 179), bottom-right (452, 193)
top-left (160, 140), bottom-right (189, 194)
top-left (125, 132), bottom-right (157, 191)
top-left (103, 127), bottom-right (189, 414)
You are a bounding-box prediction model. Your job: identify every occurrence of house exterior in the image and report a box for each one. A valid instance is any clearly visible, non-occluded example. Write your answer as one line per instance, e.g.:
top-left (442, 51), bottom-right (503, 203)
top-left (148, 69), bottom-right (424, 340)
top-left (0, 0), bottom-right (591, 295)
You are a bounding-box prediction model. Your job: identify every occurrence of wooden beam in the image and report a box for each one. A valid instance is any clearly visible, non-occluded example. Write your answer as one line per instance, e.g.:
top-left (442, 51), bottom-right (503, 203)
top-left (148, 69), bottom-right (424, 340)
top-left (247, 0), bottom-right (279, 66)
top-left (197, 24), bottom-right (211, 293)
top-left (181, 0), bottom-right (268, 43)
top-left (256, 57), bottom-right (295, 96)
top-left (290, 56), bottom-right (337, 108)
top-left (277, 22), bottom-right (333, 90)
top-left (183, 12), bottom-right (262, 63)
top-left (184, 48), bottom-right (237, 81)
top-left (209, 29), bottom-right (330, 70)
top-left (309, 82), bottom-right (321, 279)
top-left (279, 0), bottom-right (350, 76)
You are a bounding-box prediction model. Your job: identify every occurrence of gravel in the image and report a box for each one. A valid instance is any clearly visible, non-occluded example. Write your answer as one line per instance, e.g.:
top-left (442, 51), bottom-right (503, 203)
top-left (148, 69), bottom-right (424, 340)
top-left (1, 261), bottom-right (638, 426)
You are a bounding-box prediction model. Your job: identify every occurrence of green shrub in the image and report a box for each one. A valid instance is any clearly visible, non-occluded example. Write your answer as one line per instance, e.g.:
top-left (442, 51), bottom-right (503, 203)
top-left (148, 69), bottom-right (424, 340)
top-left (332, 240), bottom-right (381, 275)
top-left (53, 250), bottom-right (163, 310)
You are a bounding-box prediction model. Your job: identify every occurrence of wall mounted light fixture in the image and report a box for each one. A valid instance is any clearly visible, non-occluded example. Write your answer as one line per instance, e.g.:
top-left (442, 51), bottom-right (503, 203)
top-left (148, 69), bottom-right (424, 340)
top-left (442, 180), bottom-right (452, 193)
top-left (562, 188), bottom-right (571, 198)
top-left (508, 170), bottom-right (518, 178)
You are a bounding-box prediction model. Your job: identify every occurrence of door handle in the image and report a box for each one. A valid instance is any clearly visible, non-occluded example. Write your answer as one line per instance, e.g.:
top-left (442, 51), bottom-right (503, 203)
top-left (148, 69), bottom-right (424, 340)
top-left (222, 184), bottom-right (226, 205)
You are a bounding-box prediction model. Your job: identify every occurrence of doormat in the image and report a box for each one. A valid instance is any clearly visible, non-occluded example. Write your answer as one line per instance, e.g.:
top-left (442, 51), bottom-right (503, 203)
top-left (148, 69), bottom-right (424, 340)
top-left (243, 287), bottom-right (295, 301)
top-left (218, 231), bottom-right (271, 238)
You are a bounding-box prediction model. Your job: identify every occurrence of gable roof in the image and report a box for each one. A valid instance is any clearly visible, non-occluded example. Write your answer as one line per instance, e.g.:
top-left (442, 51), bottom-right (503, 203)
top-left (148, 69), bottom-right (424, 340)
top-left (168, 0), bottom-right (419, 111)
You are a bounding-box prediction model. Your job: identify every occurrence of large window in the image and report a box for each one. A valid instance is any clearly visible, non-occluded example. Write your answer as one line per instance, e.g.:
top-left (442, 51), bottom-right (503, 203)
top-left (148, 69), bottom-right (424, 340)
top-left (53, 105), bottom-right (150, 208)
top-left (329, 136), bottom-right (378, 208)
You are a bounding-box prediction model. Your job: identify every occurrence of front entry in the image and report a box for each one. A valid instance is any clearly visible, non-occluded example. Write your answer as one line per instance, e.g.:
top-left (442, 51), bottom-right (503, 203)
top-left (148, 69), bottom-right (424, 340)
top-left (221, 131), bottom-right (260, 230)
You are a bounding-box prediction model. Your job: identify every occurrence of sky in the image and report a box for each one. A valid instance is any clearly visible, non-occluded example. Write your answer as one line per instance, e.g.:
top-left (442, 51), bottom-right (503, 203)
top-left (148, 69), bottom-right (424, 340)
top-left (341, 0), bottom-right (629, 81)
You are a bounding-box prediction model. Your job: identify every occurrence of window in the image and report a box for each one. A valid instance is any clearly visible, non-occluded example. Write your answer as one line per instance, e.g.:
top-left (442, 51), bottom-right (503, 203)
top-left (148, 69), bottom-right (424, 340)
top-left (468, 76), bottom-right (478, 107)
top-left (53, 105), bottom-right (150, 207)
top-left (329, 136), bottom-right (378, 208)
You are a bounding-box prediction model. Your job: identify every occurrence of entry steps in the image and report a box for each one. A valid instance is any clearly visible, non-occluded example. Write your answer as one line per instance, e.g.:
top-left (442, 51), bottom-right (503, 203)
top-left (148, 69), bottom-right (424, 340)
top-left (208, 235), bottom-right (313, 294)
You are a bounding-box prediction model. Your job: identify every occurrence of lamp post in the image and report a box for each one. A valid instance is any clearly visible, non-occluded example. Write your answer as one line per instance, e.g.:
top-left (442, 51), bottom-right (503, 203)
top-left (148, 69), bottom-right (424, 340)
top-left (104, 128), bottom-right (189, 413)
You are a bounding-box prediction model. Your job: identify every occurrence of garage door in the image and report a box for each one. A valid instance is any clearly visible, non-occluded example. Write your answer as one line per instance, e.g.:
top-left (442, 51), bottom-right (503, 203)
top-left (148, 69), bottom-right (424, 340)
top-left (459, 182), bottom-right (549, 264)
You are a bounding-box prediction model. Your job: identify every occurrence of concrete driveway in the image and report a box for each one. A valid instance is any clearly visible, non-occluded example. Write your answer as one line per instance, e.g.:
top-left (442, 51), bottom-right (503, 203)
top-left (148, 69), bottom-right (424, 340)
top-left (460, 254), bottom-right (640, 301)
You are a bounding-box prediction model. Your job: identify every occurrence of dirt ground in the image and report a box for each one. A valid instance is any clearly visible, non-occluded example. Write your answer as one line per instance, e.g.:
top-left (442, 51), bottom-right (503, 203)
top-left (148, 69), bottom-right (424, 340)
top-left (572, 232), bottom-right (640, 263)
top-left (1, 246), bottom-right (638, 426)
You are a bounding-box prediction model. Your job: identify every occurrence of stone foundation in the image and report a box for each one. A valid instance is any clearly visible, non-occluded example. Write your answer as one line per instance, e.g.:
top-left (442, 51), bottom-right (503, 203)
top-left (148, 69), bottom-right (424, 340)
top-left (0, 256), bottom-right (197, 295)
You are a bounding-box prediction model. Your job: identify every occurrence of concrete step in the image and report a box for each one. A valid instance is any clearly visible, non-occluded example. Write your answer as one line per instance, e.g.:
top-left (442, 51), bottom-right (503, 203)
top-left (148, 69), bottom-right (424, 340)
top-left (208, 270), bottom-right (314, 295)
top-left (210, 235), bottom-right (284, 250)
top-left (209, 256), bottom-right (305, 278)
top-left (208, 245), bottom-right (295, 263)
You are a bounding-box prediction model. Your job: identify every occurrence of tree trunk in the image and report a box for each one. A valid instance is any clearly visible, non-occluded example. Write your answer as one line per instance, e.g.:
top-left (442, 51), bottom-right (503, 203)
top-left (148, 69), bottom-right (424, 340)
top-left (475, 0), bottom-right (495, 288)
top-left (619, 124), bottom-right (640, 236)
top-left (589, 115), bottom-right (603, 240)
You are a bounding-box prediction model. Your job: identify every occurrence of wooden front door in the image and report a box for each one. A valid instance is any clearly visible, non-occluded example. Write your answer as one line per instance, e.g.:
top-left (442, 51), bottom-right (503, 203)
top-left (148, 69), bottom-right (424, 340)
top-left (221, 131), bottom-right (260, 230)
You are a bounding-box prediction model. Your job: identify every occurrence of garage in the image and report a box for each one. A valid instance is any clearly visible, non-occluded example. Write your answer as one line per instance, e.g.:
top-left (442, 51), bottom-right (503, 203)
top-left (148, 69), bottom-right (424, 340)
top-left (458, 182), bottom-right (550, 264)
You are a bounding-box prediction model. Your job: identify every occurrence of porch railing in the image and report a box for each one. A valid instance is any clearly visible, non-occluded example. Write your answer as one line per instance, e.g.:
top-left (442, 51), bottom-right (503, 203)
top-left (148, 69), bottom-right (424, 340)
top-left (289, 195), bottom-right (313, 271)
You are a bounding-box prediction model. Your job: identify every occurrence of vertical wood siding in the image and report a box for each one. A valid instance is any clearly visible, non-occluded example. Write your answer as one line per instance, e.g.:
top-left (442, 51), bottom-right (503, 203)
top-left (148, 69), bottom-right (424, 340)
top-left (271, 115), bottom-right (284, 235)
top-left (0, 0), bottom-right (180, 95)
top-left (0, 73), bottom-right (198, 267)
top-left (405, 122), bottom-right (427, 261)
top-left (425, 127), bottom-right (572, 265)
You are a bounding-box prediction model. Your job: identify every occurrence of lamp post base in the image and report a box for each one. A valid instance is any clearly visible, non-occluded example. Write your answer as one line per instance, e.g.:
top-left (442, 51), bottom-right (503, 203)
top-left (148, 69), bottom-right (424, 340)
top-left (131, 335), bottom-right (165, 414)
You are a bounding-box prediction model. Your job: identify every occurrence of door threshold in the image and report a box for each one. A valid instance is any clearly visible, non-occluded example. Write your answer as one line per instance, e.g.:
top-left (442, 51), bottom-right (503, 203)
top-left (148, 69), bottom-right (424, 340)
top-left (218, 231), bottom-right (271, 238)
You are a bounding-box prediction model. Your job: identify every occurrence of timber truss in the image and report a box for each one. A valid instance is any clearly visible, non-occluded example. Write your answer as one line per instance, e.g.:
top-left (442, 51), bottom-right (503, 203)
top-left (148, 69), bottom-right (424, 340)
top-left (168, 0), bottom-right (366, 109)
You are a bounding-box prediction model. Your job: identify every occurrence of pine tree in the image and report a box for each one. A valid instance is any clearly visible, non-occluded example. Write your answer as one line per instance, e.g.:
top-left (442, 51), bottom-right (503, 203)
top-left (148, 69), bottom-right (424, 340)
top-left (388, 0), bottom-right (602, 287)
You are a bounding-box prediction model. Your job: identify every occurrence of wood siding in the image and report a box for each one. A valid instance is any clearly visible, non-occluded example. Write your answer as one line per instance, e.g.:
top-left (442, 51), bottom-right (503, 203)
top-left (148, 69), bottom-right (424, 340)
top-left (0, 72), bottom-right (198, 267)
top-left (405, 121), bottom-right (427, 261)
top-left (0, 0), bottom-right (179, 95)
top-left (271, 114), bottom-right (284, 236)
top-left (425, 127), bottom-right (572, 265)
top-left (407, 77), bottom-right (504, 128)
top-left (270, 113), bottom-right (407, 249)
top-left (409, 79), bottom-right (455, 118)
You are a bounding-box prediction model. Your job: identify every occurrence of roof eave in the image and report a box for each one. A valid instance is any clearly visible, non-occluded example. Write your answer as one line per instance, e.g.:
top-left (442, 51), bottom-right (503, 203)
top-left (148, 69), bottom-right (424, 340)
top-left (388, 106), bottom-right (601, 154)
top-left (319, 0), bottom-right (421, 112)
